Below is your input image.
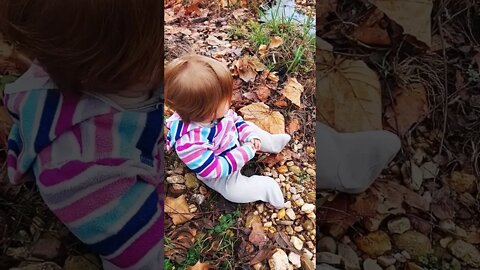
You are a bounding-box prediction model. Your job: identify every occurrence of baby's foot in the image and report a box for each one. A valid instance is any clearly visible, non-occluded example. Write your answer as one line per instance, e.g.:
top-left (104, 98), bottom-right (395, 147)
top-left (267, 134), bottom-right (291, 153)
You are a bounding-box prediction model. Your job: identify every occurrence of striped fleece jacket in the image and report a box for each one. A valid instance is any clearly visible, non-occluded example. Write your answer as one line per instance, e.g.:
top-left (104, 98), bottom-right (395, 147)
top-left (4, 62), bottom-right (164, 269)
top-left (165, 110), bottom-right (259, 181)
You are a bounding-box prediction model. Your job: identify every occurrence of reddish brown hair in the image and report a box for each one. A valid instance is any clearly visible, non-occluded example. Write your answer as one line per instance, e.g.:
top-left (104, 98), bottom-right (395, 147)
top-left (0, 0), bottom-right (164, 94)
top-left (164, 54), bottom-right (233, 123)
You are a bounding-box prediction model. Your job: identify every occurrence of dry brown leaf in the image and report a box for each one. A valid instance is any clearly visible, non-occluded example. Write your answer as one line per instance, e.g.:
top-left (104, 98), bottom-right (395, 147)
top-left (189, 261), bottom-right (212, 270)
top-left (165, 195), bottom-right (195, 225)
top-left (350, 191), bottom-right (379, 218)
top-left (249, 222), bottom-right (267, 246)
top-left (206, 35), bottom-right (223, 46)
top-left (234, 56), bottom-right (267, 82)
top-left (268, 36), bottom-right (284, 49)
top-left (258, 44), bottom-right (267, 57)
top-left (385, 83), bottom-right (428, 136)
top-left (353, 9), bottom-right (391, 46)
top-left (232, 8), bottom-right (246, 20)
top-left (287, 118), bottom-right (300, 135)
top-left (267, 72), bottom-right (279, 83)
top-left (283, 77), bottom-right (304, 107)
top-left (317, 57), bottom-right (382, 132)
top-left (274, 98), bottom-right (288, 108)
top-left (368, 0), bottom-right (433, 47)
top-left (239, 102), bottom-right (285, 134)
top-left (255, 85), bottom-right (271, 102)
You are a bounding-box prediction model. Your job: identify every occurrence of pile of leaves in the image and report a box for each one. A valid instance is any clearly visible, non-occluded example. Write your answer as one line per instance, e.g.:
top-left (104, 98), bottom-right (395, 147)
top-left (317, 0), bottom-right (480, 269)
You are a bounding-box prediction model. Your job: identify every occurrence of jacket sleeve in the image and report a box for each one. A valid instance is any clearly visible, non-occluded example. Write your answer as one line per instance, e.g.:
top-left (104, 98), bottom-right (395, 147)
top-left (175, 133), bottom-right (256, 180)
top-left (230, 110), bottom-right (261, 143)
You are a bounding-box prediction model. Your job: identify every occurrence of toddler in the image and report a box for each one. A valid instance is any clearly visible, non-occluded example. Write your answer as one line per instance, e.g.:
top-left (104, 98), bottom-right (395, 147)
top-left (164, 54), bottom-right (290, 209)
top-left (1, 1), bottom-right (164, 269)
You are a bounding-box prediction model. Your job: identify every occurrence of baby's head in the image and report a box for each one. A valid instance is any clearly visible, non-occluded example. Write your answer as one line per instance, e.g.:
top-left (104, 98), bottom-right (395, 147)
top-left (0, 0), bottom-right (163, 95)
top-left (164, 54), bottom-right (233, 123)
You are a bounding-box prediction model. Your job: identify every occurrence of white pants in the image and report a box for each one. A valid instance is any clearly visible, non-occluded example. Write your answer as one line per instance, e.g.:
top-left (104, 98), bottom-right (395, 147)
top-left (201, 122), bottom-right (290, 209)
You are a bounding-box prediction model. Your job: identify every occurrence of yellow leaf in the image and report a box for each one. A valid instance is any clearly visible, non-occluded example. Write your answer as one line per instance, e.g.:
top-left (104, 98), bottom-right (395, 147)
top-left (165, 195), bottom-right (195, 225)
top-left (239, 102), bottom-right (285, 134)
top-left (317, 57), bottom-right (382, 132)
top-left (268, 36), bottom-right (284, 49)
top-left (368, 0), bottom-right (433, 47)
top-left (283, 77), bottom-right (304, 107)
top-left (188, 261), bottom-right (212, 270)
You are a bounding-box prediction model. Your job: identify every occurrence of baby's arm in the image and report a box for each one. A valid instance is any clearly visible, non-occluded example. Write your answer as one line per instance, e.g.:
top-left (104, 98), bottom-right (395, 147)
top-left (175, 135), bottom-right (256, 180)
top-left (230, 110), bottom-right (261, 144)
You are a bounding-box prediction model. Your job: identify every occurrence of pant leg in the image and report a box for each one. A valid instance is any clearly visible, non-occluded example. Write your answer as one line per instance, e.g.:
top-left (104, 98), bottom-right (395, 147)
top-left (202, 171), bottom-right (285, 209)
top-left (244, 121), bottom-right (291, 153)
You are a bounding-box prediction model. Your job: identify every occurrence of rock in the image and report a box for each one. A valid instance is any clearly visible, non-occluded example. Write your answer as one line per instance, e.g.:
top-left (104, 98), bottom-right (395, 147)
top-left (278, 209), bottom-right (286, 219)
top-left (277, 220), bottom-right (294, 226)
top-left (448, 240), bottom-right (480, 267)
top-left (288, 252), bottom-right (301, 268)
top-left (306, 168), bottom-right (315, 176)
top-left (291, 236), bottom-right (303, 250)
top-left (393, 252), bottom-right (406, 263)
top-left (268, 249), bottom-right (289, 270)
top-left (317, 252), bottom-right (342, 265)
top-left (294, 198), bottom-right (305, 207)
top-left (184, 173), bottom-right (199, 189)
top-left (302, 220), bottom-right (314, 231)
top-left (355, 231), bottom-right (392, 257)
top-left (387, 217), bottom-right (411, 234)
top-left (191, 194), bottom-right (205, 205)
top-left (166, 175), bottom-right (184, 184)
top-left (277, 165), bottom-right (288, 174)
top-left (394, 230), bottom-right (432, 258)
top-left (289, 165), bottom-right (301, 175)
top-left (439, 237), bottom-right (453, 248)
top-left (448, 171), bottom-right (476, 193)
top-left (377, 255), bottom-right (396, 267)
top-left (170, 183), bottom-right (186, 194)
top-left (337, 243), bottom-right (360, 270)
top-left (385, 266), bottom-right (396, 270)
top-left (64, 254), bottom-right (101, 270)
top-left (406, 262), bottom-right (423, 270)
top-left (284, 201), bottom-right (292, 208)
top-left (10, 262), bottom-right (62, 270)
top-left (363, 214), bottom-right (389, 232)
top-left (301, 203), bottom-right (315, 214)
top-left (264, 221), bottom-right (273, 228)
top-left (318, 236), bottom-right (337, 253)
top-left (363, 259), bottom-right (382, 270)
top-left (286, 208), bottom-right (296, 220)
top-left (31, 237), bottom-right (64, 260)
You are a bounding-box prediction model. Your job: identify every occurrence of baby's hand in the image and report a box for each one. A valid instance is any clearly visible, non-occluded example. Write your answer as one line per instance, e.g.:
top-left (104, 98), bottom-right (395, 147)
top-left (250, 138), bottom-right (261, 151)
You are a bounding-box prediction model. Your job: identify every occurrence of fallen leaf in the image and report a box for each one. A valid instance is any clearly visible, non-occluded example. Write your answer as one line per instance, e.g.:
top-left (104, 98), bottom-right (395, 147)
top-left (206, 35), bottom-right (223, 46)
top-left (287, 118), bottom-right (300, 134)
top-left (268, 36), bottom-right (284, 49)
top-left (267, 72), bottom-right (279, 83)
top-left (317, 57), bottom-right (382, 132)
top-left (249, 245), bottom-right (276, 265)
top-left (353, 8), bottom-right (391, 46)
top-left (283, 77), bottom-right (304, 107)
top-left (189, 261), bottom-right (212, 270)
top-left (239, 102), bottom-right (285, 134)
top-left (368, 0), bottom-right (433, 47)
top-left (260, 153), bottom-right (285, 167)
top-left (232, 8), bottom-right (246, 20)
top-left (249, 222), bottom-right (267, 246)
top-left (385, 83), bottom-right (428, 136)
top-left (421, 162), bottom-right (439, 179)
top-left (255, 85), bottom-right (271, 102)
top-left (350, 191), bottom-right (379, 218)
top-left (259, 44), bottom-right (267, 57)
top-left (273, 98), bottom-right (288, 108)
top-left (234, 56), bottom-right (267, 82)
top-left (165, 195), bottom-right (195, 225)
